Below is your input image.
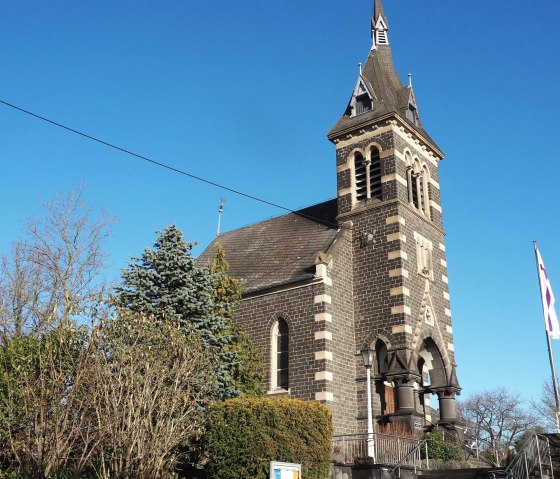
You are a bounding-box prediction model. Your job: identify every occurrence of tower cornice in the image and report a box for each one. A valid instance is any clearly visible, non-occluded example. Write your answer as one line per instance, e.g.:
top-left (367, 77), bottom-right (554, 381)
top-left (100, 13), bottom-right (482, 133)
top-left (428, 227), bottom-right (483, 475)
top-left (327, 114), bottom-right (444, 160)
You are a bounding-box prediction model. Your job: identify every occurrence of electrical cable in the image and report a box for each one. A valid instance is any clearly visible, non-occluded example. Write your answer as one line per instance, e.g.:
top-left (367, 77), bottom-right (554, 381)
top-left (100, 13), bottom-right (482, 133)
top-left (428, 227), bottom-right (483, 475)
top-left (0, 99), bottom-right (376, 241)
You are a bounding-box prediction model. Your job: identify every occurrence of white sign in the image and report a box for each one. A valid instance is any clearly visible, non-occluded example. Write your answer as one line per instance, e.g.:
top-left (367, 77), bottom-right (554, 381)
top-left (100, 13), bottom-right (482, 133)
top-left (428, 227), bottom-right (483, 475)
top-left (269, 461), bottom-right (301, 479)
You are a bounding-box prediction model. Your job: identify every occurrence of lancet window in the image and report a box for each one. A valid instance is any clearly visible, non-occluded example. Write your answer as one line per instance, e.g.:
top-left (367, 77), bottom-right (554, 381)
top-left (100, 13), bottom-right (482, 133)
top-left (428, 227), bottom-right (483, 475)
top-left (405, 152), bottom-right (430, 218)
top-left (271, 318), bottom-right (289, 390)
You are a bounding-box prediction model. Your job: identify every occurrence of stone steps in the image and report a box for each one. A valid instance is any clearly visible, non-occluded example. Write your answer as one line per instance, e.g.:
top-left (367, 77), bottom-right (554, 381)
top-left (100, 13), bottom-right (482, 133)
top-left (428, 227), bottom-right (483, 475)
top-left (418, 468), bottom-right (507, 479)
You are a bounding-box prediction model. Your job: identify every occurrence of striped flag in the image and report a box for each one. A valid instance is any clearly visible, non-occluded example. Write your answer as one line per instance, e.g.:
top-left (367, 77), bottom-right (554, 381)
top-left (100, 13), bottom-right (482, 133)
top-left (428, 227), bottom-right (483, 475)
top-left (537, 247), bottom-right (560, 339)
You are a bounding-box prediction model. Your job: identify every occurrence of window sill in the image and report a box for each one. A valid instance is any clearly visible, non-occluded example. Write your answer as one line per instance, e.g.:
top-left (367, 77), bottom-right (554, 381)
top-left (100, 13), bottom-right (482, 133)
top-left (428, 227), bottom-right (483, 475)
top-left (267, 388), bottom-right (290, 397)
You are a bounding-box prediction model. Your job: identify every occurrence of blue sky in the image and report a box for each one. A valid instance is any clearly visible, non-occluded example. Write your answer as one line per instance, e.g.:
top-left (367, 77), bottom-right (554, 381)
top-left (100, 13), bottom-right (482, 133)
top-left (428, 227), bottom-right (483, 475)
top-left (1, 0), bottom-right (560, 405)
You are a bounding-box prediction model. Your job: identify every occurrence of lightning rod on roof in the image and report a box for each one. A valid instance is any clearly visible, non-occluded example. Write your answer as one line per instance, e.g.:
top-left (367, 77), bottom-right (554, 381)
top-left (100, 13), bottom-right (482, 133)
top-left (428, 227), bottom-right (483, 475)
top-left (217, 197), bottom-right (226, 236)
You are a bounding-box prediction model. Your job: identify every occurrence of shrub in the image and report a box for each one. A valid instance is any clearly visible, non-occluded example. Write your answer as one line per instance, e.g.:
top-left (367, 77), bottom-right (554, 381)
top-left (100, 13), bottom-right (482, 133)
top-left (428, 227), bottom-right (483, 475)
top-left (206, 397), bottom-right (333, 479)
top-left (424, 431), bottom-right (463, 462)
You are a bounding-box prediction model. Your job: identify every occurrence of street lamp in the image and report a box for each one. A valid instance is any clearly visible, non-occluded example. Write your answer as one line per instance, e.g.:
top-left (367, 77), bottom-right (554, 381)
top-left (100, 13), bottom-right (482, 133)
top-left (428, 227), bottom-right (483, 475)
top-left (361, 347), bottom-right (376, 460)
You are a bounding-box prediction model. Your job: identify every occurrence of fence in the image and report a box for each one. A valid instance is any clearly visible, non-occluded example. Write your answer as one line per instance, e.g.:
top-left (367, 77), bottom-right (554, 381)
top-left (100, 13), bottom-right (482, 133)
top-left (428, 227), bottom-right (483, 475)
top-left (332, 433), bottom-right (422, 467)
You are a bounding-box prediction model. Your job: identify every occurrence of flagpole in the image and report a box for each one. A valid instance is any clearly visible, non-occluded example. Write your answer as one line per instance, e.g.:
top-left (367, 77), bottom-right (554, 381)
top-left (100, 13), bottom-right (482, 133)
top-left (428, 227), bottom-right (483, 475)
top-left (533, 241), bottom-right (560, 432)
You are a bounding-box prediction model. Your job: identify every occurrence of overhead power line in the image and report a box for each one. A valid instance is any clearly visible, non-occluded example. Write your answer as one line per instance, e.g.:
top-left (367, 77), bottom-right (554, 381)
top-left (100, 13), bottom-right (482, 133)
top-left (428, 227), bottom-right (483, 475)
top-left (0, 99), bottom-right (373, 242)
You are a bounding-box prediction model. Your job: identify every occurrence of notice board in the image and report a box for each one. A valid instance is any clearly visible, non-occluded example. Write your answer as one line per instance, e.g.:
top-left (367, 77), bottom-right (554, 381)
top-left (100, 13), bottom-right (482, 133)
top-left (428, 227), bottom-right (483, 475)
top-left (269, 461), bottom-right (301, 479)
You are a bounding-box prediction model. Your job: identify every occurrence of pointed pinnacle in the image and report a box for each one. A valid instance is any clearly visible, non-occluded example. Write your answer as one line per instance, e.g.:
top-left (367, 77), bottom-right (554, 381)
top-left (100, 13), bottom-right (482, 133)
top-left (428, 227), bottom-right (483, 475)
top-left (374, 0), bottom-right (385, 18)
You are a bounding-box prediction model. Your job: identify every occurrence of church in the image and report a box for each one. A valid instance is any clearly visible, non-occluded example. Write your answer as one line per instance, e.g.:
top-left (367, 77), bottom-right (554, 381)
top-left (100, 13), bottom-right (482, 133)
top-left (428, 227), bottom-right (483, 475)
top-left (199, 0), bottom-right (460, 437)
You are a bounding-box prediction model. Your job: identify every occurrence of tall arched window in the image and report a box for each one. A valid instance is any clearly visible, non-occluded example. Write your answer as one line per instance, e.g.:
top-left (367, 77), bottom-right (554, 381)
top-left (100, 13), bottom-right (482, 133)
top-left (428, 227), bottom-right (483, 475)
top-left (271, 318), bottom-right (289, 390)
top-left (369, 147), bottom-right (382, 200)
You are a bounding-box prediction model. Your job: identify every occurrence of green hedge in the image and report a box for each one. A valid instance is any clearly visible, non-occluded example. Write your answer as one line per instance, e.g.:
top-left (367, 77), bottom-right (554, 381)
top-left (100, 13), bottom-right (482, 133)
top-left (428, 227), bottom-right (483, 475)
top-left (206, 397), bottom-right (333, 479)
top-left (423, 431), bottom-right (463, 462)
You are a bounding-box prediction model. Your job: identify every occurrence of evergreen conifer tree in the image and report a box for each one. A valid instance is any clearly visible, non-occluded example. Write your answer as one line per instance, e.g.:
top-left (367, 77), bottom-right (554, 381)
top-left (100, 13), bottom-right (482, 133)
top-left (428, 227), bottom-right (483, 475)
top-left (116, 226), bottom-right (239, 400)
top-left (210, 243), bottom-right (263, 396)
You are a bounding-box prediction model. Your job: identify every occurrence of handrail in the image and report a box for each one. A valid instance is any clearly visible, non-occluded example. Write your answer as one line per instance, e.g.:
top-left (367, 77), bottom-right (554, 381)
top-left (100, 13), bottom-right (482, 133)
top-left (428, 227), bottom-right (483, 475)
top-left (504, 433), bottom-right (554, 479)
top-left (334, 432), bottom-right (421, 440)
top-left (332, 432), bottom-right (421, 466)
top-left (389, 438), bottom-right (430, 474)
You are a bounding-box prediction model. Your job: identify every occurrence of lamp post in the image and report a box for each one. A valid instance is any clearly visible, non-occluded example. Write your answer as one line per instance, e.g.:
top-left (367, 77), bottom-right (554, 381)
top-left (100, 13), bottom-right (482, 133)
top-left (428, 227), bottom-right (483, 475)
top-left (361, 347), bottom-right (376, 460)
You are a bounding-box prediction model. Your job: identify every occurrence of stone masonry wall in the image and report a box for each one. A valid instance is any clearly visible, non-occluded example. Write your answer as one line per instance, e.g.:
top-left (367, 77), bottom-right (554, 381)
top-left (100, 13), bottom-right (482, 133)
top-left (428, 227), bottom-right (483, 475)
top-left (328, 230), bottom-right (359, 435)
top-left (334, 120), bottom-right (457, 431)
top-left (235, 283), bottom-right (324, 401)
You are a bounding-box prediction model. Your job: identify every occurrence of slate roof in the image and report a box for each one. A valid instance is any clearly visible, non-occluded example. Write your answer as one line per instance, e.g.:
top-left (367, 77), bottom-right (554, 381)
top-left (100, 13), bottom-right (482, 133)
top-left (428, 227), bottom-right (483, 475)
top-left (197, 200), bottom-right (340, 294)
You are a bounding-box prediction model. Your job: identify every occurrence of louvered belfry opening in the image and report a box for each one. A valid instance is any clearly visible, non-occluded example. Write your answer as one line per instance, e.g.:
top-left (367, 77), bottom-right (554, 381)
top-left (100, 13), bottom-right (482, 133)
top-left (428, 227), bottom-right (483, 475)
top-left (369, 146), bottom-right (382, 200)
top-left (355, 152), bottom-right (367, 201)
top-left (355, 149), bottom-right (382, 204)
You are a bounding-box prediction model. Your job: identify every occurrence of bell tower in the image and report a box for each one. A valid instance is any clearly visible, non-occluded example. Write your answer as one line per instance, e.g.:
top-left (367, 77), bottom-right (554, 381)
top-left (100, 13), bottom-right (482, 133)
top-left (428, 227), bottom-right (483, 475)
top-left (328, 0), bottom-right (460, 429)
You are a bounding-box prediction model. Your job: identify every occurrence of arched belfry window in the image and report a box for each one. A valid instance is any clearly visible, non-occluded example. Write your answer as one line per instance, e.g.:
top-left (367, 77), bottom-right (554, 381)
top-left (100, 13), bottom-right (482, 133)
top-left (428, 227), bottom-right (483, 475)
top-left (354, 146), bottom-right (382, 204)
top-left (355, 153), bottom-right (367, 202)
top-left (271, 318), bottom-right (289, 390)
top-left (421, 165), bottom-right (431, 218)
top-left (412, 159), bottom-right (422, 209)
top-left (406, 155), bottom-right (430, 218)
top-left (369, 147), bottom-right (382, 200)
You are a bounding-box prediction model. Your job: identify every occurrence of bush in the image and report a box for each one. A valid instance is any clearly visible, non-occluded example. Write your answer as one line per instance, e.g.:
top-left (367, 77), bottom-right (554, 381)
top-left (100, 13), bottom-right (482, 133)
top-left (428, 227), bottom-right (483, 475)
top-left (206, 397), bottom-right (333, 479)
top-left (424, 431), bottom-right (463, 462)
top-left (0, 471), bottom-right (25, 479)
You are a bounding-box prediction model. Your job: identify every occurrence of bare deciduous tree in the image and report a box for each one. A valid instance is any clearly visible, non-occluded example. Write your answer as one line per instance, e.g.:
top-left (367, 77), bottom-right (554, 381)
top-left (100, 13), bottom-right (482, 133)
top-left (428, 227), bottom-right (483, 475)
top-left (457, 387), bottom-right (539, 465)
top-left (0, 186), bottom-right (113, 335)
top-left (531, 380), bottom-right (559, 432)
top-left (0, 311), bottom-right (216, 479)
top-left (0, 241), bottom-right (42, 336)
top-left (89, 312), bottom-right (215, 479)
top-left (0, 326), bottom-right (101, 478)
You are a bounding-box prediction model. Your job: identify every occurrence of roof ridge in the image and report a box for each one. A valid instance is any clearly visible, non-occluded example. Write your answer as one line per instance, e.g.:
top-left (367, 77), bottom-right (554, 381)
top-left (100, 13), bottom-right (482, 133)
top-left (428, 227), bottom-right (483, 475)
top-left (214, 198), bottom-right (338, 240)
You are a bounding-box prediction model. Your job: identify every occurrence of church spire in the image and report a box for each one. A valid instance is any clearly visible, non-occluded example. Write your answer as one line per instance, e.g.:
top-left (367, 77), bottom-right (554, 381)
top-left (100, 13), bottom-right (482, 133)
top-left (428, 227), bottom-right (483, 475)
top-left (371, 0), bottom-right (389, 49)
top-left (328, 0), bottom-right (441, 153)
top-left (374, 0), bottom-right (384, 17)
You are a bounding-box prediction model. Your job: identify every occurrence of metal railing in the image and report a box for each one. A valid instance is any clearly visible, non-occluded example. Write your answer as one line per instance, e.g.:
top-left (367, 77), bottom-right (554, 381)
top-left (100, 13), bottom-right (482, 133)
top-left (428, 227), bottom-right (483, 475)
top-left (332, 433), bottom-right (422, 467)
top-left (389, 438), bottom-right (430, 477)
top-left (504, 434), bottom-right (555, 479)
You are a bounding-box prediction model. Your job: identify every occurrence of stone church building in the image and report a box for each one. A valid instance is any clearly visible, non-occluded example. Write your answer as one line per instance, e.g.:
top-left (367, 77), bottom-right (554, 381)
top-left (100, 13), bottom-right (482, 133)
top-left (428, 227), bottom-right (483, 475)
top-left (199, 0), bottom-right (460, 437)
